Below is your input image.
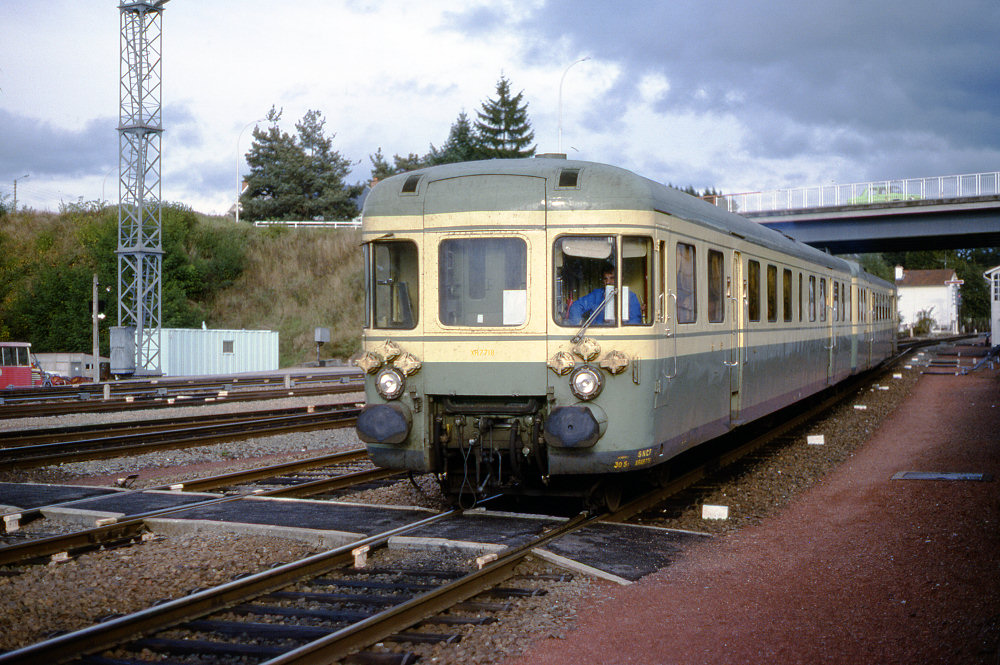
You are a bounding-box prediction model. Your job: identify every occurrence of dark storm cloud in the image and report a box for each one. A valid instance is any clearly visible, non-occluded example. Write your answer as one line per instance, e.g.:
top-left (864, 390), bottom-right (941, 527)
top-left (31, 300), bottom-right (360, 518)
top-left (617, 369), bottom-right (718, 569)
top-left (0, 102), bottom-right (204, 181)
top-left (0, 109), bottom-right (116, 177)
top-left (462, 0), bottom-right (1000, 177)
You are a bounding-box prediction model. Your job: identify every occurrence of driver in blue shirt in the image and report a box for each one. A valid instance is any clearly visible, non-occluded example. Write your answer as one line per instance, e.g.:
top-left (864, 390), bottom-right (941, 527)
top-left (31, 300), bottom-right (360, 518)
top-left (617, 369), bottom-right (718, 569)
top-left (567, 265), bottom-right (643, 325)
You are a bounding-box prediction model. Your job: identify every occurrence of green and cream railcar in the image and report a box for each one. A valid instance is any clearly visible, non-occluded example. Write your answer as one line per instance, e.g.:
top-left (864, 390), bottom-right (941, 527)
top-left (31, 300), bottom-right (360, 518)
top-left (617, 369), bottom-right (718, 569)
top-left (355, 158), bottom-right (896, 504)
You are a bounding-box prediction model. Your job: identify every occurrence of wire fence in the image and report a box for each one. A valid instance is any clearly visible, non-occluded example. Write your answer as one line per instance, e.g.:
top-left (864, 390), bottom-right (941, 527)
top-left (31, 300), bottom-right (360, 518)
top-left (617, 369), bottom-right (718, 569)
top-left (710, 171), bottom-right (1000, 214)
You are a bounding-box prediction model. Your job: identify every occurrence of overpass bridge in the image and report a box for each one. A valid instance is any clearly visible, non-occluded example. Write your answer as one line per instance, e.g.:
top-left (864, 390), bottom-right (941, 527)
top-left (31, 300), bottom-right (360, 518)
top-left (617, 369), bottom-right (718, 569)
top-left (713, 172), bottom-right (1000, 253)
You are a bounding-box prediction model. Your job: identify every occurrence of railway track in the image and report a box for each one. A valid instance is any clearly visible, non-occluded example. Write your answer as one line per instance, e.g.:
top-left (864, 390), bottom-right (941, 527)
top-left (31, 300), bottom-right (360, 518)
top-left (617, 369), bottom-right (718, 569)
top-left (0, 403), bottom-right (362, 469)
top-left (0, 504), bottom-right (586, 665)
top-left (0, 373), bottom-right (363, 420)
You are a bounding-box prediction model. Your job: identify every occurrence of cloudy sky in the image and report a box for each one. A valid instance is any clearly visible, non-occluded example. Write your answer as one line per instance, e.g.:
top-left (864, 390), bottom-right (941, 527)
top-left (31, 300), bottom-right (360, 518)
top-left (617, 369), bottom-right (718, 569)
top-left (1, 0), bottom-right (998, 215)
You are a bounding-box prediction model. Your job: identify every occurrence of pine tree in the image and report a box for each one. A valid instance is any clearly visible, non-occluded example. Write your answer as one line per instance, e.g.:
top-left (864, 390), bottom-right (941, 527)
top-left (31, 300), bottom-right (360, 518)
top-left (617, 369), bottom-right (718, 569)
top-left (429, 111), bottom-right (485, 163)
top-left (474, 76), bottom-right (535, 159)
top-left (241, 106), bottom-right (359, 222)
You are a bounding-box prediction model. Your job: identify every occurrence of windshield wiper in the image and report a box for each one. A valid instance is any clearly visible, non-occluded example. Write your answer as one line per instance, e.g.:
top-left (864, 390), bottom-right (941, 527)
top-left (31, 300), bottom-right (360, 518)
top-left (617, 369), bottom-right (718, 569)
top-left (571, 287), bottom-right (617, 344)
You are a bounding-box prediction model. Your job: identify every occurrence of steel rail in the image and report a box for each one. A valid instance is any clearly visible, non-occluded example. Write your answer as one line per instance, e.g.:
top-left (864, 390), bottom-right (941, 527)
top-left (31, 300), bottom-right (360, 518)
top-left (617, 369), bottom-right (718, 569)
top-left (261, 510), bottom-right (595, 665)
top-left (0, 370), bottom-right (362, 403)
top-left (0, 403), bottom-right (360, 446)
top-left (0, 380), bottom-right (363, 420)
top-left (0, 407), bottom-right (361, 469)
top-left (0, 510), bottom-right (460, 665)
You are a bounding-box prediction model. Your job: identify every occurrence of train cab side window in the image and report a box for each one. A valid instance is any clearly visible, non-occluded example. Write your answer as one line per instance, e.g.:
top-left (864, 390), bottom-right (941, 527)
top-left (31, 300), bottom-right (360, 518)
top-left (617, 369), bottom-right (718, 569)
top-left (748, 260), bottom-right (760, 322)
top-left (371, 241), bottom-right (419, 329)
top-left (555, 236), bottom-right (618, 327)
top-left (819, 278), bottom-right (827, 322)
top-left (676, 243), bottom-right (697, 324)
top-left (708, 249), bottom-right (725, 323)
top-left (657, 241), bottom-right (666, 323)
top-left (808, 275), bottom-right (816, 322)
top-left (440, 237), bottom-right (527, 327)
top-left (783, 269), bottom-right (793, 322)
top-left (766, 264), bottom-right (777, 322)
top-left (622, 236), bottom-right (652, 326)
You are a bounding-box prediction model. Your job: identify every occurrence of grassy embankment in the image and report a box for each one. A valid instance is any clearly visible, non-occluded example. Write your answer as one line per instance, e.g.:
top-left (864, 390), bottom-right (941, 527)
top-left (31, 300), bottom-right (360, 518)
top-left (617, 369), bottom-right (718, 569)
top-left (0, 207), bottom-right (365, 368)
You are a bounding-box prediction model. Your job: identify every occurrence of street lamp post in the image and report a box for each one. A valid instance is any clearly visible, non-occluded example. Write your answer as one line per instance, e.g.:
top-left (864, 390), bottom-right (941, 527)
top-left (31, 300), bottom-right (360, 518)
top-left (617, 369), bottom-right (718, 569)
top-left (236, 119), bottom-right (266, 224)
top-left (12, 174), bottom-right (28, 212)
top-left (558, 57), bottom-right (590, 154)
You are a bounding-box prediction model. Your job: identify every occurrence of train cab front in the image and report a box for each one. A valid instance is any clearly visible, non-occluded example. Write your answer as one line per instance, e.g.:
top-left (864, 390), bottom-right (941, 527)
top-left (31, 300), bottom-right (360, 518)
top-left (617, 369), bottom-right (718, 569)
top-left (355, 162), bottom-right (657, 507)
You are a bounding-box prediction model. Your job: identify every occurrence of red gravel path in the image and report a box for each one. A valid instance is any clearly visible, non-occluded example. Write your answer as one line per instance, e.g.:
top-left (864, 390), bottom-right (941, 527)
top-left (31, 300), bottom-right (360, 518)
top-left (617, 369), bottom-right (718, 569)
top-left (507, 366), bottom-right (1000, 665)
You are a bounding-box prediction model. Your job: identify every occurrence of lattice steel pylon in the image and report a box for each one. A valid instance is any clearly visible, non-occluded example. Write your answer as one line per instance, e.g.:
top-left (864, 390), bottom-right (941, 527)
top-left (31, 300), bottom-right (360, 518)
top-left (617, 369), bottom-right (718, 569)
top-left (112, 0), bottom-right (168, 376)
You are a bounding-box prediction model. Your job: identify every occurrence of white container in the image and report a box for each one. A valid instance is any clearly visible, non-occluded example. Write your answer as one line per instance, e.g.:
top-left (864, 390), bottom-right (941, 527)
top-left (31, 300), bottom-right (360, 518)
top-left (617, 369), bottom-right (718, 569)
top-left (156, 328), bottom-right (279, 377)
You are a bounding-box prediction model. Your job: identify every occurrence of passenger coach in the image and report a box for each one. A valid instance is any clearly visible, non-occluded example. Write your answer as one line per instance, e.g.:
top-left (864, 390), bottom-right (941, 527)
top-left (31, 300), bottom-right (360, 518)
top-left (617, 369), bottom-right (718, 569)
top-left (354, 158), bottom-right (896, 506)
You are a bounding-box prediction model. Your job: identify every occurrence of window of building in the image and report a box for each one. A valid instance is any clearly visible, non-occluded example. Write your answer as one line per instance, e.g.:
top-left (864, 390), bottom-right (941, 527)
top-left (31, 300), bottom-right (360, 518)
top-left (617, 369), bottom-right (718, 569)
top-left (440, 237), bottom-right (527, 327)
top-left (222, 340), bottom-right (234, 354)
top-left (676, 243), bottom-right (697, 324)
top-left (370, 240), bottom-right (419, 329)
top-left (748, 260), bottom-right (761, 322)
top-left (708, 249), bottom-right (725, 323)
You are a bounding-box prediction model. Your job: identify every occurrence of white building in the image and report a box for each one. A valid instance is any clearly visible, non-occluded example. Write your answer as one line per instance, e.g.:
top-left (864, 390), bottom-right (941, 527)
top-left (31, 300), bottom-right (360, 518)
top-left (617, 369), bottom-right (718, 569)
top-left (895, 267), bottom-right (961, 334)
top-left (985, 265), bottom-right (1000, 347)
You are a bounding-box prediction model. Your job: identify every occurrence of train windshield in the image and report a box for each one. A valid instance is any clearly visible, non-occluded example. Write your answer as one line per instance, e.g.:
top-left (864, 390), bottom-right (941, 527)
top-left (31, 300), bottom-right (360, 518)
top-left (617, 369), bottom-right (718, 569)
top-left (0, 345), bottom-right (29, 367)
top-left (370, 241), bottom-right (419, 329)
top-left (439, 237), bottom-right (527, 327)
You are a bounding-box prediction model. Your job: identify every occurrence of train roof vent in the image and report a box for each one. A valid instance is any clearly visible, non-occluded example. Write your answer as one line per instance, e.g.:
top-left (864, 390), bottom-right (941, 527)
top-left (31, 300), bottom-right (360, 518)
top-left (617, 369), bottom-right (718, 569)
top-left (558, 168), bottom-right (580, 189)
top-left (401, 174), bottom-right (422, 194)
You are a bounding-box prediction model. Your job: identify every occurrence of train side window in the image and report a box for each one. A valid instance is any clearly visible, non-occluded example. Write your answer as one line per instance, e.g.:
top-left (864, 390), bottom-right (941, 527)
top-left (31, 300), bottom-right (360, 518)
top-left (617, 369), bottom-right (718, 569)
top-left (708, 249), bottom-right (725, 323)
top-left (819, 278), bottom-right (827, 322)
top-left (799, 273), bottom-right (803, 322)
top-left (555, 236), bottom-right (617, 327)
top-left (676, 242), bottom-right (697, 323)
top-left (808, 275), bottom-right (816, 322)
top-left (819, 277), bottom-right (826, 321)
top-left (833, 282), bottom-right (840, 322)
top-left (783, 268), bottom-right (793, 322)
top-left (440, 237), bottom-right (527, 327)
top-left (371, 240), bottom-right (419, 330)
top-left (622, 236), bottom-right (652, 326)
top-left (766, 264), bottom-right (777, 322)
top-left (748, 260), bottom-right (761, 322)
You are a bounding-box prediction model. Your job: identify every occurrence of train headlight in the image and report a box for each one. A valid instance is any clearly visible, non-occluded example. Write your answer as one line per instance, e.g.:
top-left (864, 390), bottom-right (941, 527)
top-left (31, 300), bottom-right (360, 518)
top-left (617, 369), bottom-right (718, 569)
top-left (569, 365), bottom-right (603, 401)
top-left (375, 367), bottom-right (405, 400)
